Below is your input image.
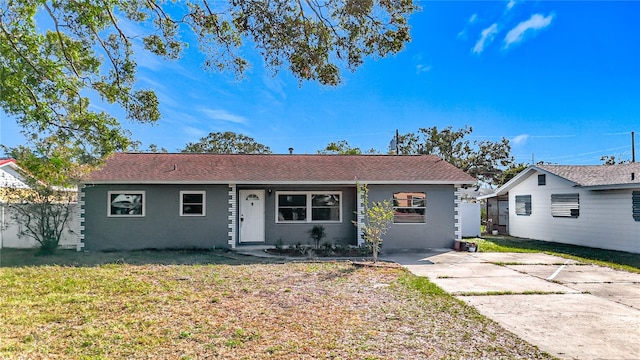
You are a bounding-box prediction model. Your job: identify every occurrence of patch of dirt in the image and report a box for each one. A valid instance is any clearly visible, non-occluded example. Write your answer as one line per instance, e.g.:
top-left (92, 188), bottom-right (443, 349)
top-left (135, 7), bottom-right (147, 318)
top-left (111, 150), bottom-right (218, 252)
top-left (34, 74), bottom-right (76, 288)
top-left (265, 247), bottom-right (369, 258)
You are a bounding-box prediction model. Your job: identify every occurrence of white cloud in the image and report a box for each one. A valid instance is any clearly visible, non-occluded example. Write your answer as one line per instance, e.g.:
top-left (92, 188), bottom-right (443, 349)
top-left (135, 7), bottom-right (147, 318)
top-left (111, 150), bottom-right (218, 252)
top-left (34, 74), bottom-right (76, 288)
top-left (457, 13), bottom-right (478, 39)
top-left (416, 64), bottom-right (431, 74)
top-left (512, 134), bottom-right (530, 146)
top-left (473, 23), bottom-right (499, 54)
top-left (199, 109), bottom-right (247, 124)
top-left (504, 13), bottom-right (554, 48)
top-left (183, 125), bottom-right (208, 139)
top-left (506, 0), bottom-right (517, 11)
top-left (262, 75), bottom-right (287, 101)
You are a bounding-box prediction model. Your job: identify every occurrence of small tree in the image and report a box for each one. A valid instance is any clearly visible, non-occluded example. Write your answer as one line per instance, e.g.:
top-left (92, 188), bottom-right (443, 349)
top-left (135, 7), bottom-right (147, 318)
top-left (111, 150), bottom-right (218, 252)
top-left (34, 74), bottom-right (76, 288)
top-left (355, 184), bottom-right (394, 263)
top-left (4, 185), bottom-right (75, 255)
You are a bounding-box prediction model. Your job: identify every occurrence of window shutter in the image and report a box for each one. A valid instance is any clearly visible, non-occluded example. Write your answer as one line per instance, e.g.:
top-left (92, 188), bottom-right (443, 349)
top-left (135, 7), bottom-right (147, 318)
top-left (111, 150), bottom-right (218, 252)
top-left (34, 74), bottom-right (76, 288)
top-left (551, 193), bottom-right (579, 218)
top-left (515, 195), bottom-right (532, 216)
top-left (633, 191), bottom-right (640, 222)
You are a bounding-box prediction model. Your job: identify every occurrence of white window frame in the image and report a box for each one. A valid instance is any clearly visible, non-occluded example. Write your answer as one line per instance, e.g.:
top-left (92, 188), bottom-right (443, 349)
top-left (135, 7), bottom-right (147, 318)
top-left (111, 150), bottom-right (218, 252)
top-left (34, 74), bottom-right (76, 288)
top-left (393, 192), bottom-right (427, 224)
top-left (180, 190), bottom-right (206, 217)
top-left (275, 191), bottom-right (342, 223)
top-left (107, 191), bottom-right (145, 217)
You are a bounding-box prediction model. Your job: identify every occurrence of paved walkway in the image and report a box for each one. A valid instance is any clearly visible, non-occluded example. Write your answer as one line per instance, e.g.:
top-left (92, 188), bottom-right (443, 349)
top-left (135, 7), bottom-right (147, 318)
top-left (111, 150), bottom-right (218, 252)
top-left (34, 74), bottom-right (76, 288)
top-left (383, 251), bottom-right (640, 360)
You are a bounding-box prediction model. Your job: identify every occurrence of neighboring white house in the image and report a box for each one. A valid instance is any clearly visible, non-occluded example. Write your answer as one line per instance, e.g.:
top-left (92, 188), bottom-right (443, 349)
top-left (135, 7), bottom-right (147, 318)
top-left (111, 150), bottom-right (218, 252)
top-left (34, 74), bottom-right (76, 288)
top-left (480, 163), bottom-right (640, 254)
top-left (0, 159), bottom-right (80, 249)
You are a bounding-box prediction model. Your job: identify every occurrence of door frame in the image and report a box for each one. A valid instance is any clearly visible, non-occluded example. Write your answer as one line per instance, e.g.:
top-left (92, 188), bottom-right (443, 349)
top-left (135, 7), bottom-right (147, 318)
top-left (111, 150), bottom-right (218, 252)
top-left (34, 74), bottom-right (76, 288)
top-left (238, 189), bottom-right (265, 243)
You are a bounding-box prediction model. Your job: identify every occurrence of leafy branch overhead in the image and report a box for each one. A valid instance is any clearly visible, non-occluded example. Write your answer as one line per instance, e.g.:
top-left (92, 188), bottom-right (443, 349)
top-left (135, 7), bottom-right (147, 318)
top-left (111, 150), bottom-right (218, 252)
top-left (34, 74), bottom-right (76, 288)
top-left (1, 0), bottom-right (416, 167)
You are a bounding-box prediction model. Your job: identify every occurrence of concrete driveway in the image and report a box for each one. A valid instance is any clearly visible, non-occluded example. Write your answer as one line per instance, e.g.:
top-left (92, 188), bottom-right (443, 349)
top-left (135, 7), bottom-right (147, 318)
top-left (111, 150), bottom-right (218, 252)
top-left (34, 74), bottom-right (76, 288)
top-left (384, 251), bottom-right (640, 360)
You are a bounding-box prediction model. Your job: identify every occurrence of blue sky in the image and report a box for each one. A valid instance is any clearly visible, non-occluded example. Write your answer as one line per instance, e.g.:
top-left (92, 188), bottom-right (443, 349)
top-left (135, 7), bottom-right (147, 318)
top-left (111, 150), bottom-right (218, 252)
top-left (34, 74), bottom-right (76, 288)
top-left (1, 1), bottom-right (639, 164)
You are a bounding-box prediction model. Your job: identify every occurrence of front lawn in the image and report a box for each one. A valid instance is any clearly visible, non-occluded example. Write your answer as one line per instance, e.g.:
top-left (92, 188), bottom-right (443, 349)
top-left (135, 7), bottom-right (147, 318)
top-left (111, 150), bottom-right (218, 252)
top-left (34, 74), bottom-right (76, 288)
top-left (0, 254), bottom-right (552, 359)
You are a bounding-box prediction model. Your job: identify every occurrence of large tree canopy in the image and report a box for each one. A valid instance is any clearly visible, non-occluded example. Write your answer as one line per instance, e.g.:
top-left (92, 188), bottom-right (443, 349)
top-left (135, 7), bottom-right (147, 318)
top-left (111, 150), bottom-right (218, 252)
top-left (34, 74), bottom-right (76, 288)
top-left (1, 0), bottom-right (415, 172)
top-left (395, 126), bottom-right (514, 186)
top-left (181, 131), bottom-right (271, 154)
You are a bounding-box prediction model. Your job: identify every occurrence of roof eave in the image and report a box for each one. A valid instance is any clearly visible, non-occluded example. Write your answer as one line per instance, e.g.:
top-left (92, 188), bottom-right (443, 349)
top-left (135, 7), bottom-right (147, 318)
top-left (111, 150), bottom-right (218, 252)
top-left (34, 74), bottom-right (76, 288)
top-left (581, 183), bottom-right (640, 191)
top-left (80, 179), bottom-right (475, 186)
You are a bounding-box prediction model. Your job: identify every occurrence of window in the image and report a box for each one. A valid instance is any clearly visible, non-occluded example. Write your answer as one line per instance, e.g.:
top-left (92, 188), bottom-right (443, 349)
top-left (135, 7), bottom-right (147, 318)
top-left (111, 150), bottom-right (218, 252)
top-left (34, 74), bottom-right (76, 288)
top-left (633, 191), bottom-right (640, 222)
top-left (312, 194), bottom-right (341, 221)
top-left (538, 174), bottom-right (546, 186)
top-left (276, 192), bottom-right (341, 223)
top-left (180, 191), bottom-right (206, 216)
top-left (277, 194), bottom-right (307, 221)
top-left (108, 191), bottom-right (144, 217)
top-left (515, 195), bottom-right (531, 216)
top-left (551, 193), bottom-right (579, 218)
top-left (393, 192), bottom-right (426, 223)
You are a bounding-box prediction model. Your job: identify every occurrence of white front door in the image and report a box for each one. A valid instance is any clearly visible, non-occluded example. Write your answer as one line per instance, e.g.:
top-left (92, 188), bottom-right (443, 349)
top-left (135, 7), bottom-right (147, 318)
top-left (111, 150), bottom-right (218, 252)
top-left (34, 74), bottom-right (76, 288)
top-left (239, 190), bottom-right (265, 243)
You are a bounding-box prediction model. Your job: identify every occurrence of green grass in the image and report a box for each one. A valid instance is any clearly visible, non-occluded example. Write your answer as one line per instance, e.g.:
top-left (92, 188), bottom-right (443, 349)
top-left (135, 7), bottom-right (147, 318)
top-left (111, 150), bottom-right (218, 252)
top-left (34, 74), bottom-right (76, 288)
top-left (475, 235), bottom-right (640, 273)
top-left (398, 271), bottom-right (446, 296)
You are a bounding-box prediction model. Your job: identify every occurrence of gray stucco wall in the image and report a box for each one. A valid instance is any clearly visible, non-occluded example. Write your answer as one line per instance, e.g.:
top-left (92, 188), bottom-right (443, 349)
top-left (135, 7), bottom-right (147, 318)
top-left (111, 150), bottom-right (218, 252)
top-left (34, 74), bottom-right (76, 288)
top-left (82, 183), bottom-right (455, 251)
top-left (82, 184), bottom-right (230, 251)
top-left (367, 184), bottom-right (456, 250)
top-left (241, 185), bottom-right (358, 247)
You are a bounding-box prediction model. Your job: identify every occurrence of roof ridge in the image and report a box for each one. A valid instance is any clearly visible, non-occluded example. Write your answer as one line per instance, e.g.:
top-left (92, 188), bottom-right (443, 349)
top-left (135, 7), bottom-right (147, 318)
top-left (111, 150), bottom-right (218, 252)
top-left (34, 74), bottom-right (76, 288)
top-left (117, 152), bottom-right (437, 156)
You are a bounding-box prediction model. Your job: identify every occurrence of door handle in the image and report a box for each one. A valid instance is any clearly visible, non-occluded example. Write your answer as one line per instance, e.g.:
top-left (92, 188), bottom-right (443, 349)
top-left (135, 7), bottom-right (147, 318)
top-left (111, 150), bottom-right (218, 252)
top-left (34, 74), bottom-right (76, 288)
top-left (240, 216), bottom-right (244, 222)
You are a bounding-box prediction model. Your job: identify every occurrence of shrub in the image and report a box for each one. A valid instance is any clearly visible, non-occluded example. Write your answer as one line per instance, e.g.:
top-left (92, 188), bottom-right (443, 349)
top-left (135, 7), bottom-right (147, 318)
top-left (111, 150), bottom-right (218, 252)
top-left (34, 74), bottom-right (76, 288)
top-left (308, 225), bottom-right (327, 249)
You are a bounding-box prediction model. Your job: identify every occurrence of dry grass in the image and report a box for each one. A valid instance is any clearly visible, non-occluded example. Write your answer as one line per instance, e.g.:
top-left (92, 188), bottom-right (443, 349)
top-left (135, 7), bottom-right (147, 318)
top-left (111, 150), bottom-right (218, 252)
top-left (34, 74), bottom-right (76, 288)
top-left (0, 248), bottom-right (277, 267)
top-left (0, 254), bottom-right (552, 359)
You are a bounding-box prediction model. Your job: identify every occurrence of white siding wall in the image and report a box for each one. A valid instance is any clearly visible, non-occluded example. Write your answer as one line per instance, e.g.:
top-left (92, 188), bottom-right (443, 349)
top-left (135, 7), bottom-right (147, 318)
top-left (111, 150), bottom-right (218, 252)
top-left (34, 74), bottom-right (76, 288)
top-left (509, 171), bottom-right (640, 254)
top-left (0, 204), bottom-right (80, 249)
top-left (0, 166), bottom-right (29, 190)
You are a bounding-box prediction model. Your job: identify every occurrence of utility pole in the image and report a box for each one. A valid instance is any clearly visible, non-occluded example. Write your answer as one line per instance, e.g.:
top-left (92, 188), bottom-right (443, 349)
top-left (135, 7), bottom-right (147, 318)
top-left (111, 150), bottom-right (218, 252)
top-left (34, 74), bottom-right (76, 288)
top-left (632, 131), bottom-right (636, 163)
top-left (396, 129), bottom-right (399, 154)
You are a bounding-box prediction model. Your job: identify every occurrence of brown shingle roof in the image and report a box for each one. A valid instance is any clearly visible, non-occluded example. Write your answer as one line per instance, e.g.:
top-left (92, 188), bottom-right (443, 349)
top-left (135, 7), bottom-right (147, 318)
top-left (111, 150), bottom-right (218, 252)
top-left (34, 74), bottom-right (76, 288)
top-left (85, 153), bottom-right (475, 184)
top-left (538, 163), bottom-right (640, 187)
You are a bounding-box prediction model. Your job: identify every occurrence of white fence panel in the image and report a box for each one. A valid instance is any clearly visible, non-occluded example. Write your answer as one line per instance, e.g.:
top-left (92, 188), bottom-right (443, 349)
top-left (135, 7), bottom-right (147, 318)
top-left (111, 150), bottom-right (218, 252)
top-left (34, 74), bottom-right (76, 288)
top-left (460, 202), bottom-right (481, 237)
top-left (0, 204), bottom-right (80, 249)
